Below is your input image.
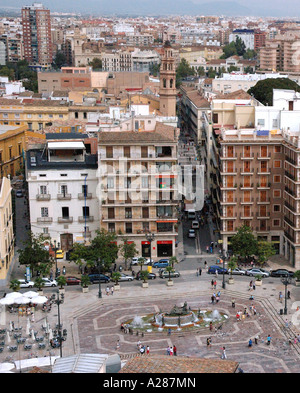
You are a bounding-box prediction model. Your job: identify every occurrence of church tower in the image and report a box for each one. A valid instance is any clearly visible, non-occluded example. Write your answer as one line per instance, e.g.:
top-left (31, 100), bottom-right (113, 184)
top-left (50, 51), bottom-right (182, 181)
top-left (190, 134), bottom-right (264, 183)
top-left (159, 41), bottom-right (177, 117)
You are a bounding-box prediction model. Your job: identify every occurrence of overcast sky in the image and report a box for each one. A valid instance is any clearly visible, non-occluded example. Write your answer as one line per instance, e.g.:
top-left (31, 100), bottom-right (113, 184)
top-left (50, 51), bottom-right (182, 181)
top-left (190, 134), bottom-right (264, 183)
top-left (0, 0), bottom-right (299, 17)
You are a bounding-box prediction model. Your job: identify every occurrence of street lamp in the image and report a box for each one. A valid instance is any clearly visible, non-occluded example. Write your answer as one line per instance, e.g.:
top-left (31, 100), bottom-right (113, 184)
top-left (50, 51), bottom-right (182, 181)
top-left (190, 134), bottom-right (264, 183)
top-left (98, 258), bottom-right (102, 299)
top-left (145, 232), bottom-right (155, 264)
top-left (52, 240), bottom-right (60, 278)
top-left (52, 290), bottom-right (64, 358)
top-left (281, 273), bottom-right (292, 315)
top-left (222, 251), bottom-right (226, 289)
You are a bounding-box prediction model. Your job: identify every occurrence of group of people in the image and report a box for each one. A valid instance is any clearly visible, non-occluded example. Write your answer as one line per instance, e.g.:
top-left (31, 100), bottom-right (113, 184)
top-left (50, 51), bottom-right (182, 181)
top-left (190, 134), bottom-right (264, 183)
top-left (137, 341), bottom-right (150, 355)
top-left (211, 291), bottom-right (221, 304)
top-left (166, 345), bottom-right (177, 356)
top-left (106, 286), bottom-right (114, 296)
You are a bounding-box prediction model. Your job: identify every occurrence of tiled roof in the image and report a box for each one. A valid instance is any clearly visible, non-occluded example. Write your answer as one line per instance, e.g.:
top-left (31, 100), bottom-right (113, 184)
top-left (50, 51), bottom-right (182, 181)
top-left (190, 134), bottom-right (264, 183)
top-left (214, 89), bottom-right (252, 100)
top-left (186, 90), bottom-right (210, 108)
top-left (119, 355), bottom-right (239, 373)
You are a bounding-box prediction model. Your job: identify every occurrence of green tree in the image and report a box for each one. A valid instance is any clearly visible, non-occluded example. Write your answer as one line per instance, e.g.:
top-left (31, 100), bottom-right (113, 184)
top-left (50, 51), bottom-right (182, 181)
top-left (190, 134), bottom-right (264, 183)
top-left (220, 41), bottom-right (237, 59)
top-left (57, 275), bottom-right (67, 289)
top-left (243, 49), bottom-right (257, 60)
top-left (227, 256), bottom-right (238, 279)
top-left (9, 279), bottom-right (20, 292)
top-left (248, 78), bottom-right (300, 106)
top-left (53, 51), bottom-right (66, 69)
top-left (149, 63), bottom-right (161, 77)
top-left (165, 265), bottom-right (175, 281)
top-left (69, 229), bottom-right (119, 274)
top-left (17, 232), bottom-right (52, 277)
top-left (81, 274), bottom-right (91, 288)
top-left (176, 58), bottom-right (195, 87)
top-left (139, 270), bottom-right (149, 283)
top-left (230, 226), bottom-right (257, 261)
top-left (235, 37), bottom-right (246, 57)
top-left (111, 271), bottom-right (121, 285)
top-left (89, 58), bottom-right (102, 70)
top-left (207, 67), bottom-right (217, 78)
top-left (228, 65), bottom-right (239, 73)
top-left (138, 257), bottom-right (147, 272)
top-left (257, 241), bottom-right (276, 266)
top-left (197, 66), bottom-right (205, 77)
top-left (120, 240), bottom-right (138, 270)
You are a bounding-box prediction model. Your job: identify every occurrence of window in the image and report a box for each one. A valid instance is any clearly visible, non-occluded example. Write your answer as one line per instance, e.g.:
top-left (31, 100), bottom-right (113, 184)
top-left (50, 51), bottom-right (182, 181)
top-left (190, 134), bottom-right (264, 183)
top-left (125, 207), bottom-right (132, 219)
top-left (82, 206), bottom-right (90, 217)
top-left (274, 175), bottom-right (281, 183)
top-left (40, 185), bottom-right (47, 195)
top-left (62, 207), bottom-right (69, 218)
top-left (106, 146), bottom-right (113, 158)
top-left (108, 208), bottom-right (115, 219)
top-left (257, 119), bottom-right (265, 126)
top-left (82, 184), bottom-right (88, 197)
top-left (273, 189), bottom-right (281, 198)
top-left (273, 219), bottom-right (280, 227)
top-left (108, 223), bottom-right (115, 233)
top-left (274, 160), bottom-right (281, 168)
top-left (41, 207), bottom-right (48, 217)
top-left (125, 223), bottom-right (132, 234)
top-left (61, 185), bottom-right (68, 196)
top-left (274, 146), bottom-right (281, 153)
top-left (273, 205), bottom-right (281, 212)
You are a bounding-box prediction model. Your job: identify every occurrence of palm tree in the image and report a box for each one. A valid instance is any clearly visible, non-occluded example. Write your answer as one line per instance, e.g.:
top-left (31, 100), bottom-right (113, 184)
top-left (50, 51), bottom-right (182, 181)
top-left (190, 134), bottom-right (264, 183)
top-left (169, 256), bottom-right (178, 269)
top-left (9, 279), bottom-right (20, 292)
top-left (138, 257), bottom-right (147, 272)
top-left (111, 272), bottom-right (121, 286)
top-left (81, 275), bottom-right (90, 289)
top-left (139, 270), bottom-right (149, 284)
top-left (227, 256), bottom-right (238, 279)
top-left (57, 276), bottom-right (67, 290)
top-left (34, 277), bottom-right (44, 292)
top-left (165, 265), bottom-right (175, 282)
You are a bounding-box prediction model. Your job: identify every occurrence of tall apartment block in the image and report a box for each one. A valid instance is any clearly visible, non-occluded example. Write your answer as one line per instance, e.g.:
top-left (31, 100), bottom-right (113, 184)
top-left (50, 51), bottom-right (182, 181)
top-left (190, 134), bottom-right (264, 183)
top-left (22, 3), bottom-right (52, 69)
top-left (98, 122), bottom-right (179, 259)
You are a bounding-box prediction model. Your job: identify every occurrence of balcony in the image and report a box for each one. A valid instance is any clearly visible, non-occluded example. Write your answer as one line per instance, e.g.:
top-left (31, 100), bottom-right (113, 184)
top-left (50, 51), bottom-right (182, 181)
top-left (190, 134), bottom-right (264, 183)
top-left (78, 216), bottom-right (94, 223)
top-left (284, 216), bottom-right (297, 229)
top-left (37, 217), bottom-right (53, 223)
top-left (36, 194), bottom-right (51, 201)
top-left (57, 193), bottom-right (72, 200)
top-left (285, 171), bottom-right (296, 182)
top-left (240, 152), bottom-right (254, 160)
top-left (256, 226), bottom-right (270, 232)
top-left (257, 152), bottom-right (271, 160)
top-left (284, 230), bottom-right (296, 243)
top-left (78, 193), bottom-right (92, 200)
top-left (58, 216), bottom-right (73, 223)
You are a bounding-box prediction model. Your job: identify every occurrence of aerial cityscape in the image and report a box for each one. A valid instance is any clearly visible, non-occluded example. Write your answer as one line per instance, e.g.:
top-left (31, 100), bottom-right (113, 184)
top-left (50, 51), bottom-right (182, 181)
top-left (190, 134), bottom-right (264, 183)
top-left (0, 0), bottom-right (299, 375)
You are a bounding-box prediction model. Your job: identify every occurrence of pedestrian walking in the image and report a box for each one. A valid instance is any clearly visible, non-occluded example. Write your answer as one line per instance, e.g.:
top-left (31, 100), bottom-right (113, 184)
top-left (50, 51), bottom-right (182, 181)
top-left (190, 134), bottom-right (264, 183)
top-left (196, 268), bottom-right (199, 277)
top-left (146, 345), bottom-right (150, 355)
top-left (267, 335), bottom-right (272, 345)
top-left (106, 286), bottom-right (110, 296)
top-left (211, 279), bottom-right (214, 289)
top-left (232, 299), bottom-right (235, 308)
top-left (199, 268), bottom-right (202, 276)
top-left (254, 335), bottom-right (258, 345)
top-left (204, 261), bottom-right (207, 270)
top-left (173, 345), bottom-right (177, 356)
top-left (279, 292), bottom-right (283, 303)
top-left (110, 286), bottom-right (114, 296)
top-left (166, 346), bottom-right (170, 355)
top-left (248, 338), bottom-right (253, 348)
top-left (214, 280), bottom-right (217, 289)
top-left (221, 346), bottom-right (227, 359)
top-left (116, 340), bottom-right (120, 350)
top-left (207, 337), bottom-right (212, 348)
top-left (170, 347), bottom-right (173, 356)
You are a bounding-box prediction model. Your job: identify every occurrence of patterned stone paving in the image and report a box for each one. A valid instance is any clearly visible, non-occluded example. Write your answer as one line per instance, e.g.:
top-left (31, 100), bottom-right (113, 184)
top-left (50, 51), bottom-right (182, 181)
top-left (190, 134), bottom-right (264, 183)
top-left (71, 289), bottom-right (300, 373)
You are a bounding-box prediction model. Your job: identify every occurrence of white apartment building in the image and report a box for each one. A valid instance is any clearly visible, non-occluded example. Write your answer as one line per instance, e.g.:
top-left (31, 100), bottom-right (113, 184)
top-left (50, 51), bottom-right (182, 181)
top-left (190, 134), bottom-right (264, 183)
top-left (26, 134), bottom-right (99, 250)
top-left (229, 29), bottom-right (255, 50)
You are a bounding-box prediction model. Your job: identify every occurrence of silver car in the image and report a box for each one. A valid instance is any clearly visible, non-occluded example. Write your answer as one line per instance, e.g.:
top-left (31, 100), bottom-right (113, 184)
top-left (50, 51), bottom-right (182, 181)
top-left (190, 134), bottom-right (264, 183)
top-left (18, 279), bottom-right (34, 288)
top-left (118, 273), bottom-right (134, 282)
top-left (246, 268), bottom-right (270, 277)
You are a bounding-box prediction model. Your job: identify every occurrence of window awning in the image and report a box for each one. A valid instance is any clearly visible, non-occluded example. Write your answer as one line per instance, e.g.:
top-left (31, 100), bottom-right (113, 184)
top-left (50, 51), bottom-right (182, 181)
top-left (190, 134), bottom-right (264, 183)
top-left (47, 141), bottom-right (85, 150)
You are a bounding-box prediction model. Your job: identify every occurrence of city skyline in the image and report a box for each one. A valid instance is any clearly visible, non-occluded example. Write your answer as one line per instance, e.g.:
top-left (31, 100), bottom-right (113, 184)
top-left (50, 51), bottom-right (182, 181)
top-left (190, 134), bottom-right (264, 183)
top-left (0, 0), bottom-right (300, 17)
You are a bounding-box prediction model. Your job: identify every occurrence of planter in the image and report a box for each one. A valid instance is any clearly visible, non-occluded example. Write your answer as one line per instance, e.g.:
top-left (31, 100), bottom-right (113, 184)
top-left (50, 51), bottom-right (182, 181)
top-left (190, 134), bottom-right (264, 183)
top-left (82, 287), bottom-right (89, 293)
top-left (228, 277), bottom-right (235, 285)
top-left (142, 282), bottom-right (149, 288)
top-left (295, 280), bottom-right (300, 287)
top-left (38, 290), bottom-right (43, 296)
top-left (114, 284), bottom-right (120, 291)
top-left (255, 280), bottom-right (262, 286)
top-left (167, 280), bottom-right (174, 286)
top-left (59, 288), bottom-right (65, 295)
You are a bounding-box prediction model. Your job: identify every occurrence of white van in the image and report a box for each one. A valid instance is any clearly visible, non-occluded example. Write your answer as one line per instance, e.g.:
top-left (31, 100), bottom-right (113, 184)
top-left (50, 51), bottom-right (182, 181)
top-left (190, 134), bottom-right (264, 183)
top-left (187, 209), bottom-right (196, 220)
top-left (192, 220), bottom-right (200, 229)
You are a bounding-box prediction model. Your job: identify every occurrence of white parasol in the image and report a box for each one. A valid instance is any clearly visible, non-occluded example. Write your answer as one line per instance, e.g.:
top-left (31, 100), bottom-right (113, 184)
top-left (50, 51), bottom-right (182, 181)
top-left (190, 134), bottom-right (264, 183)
top-left (26, 318), bottom-right (31, 335)
top-left (6, 292), bottom-right (21, 299)
top-left (32, 296), bottom-right (47, 304)
top-left (48, 328), bottom-right (53, 341)
top-left (0, 297), bottom-right (15, 305)
top-left (23, 291), bottom-right (38, 299)
top-left (14, 296), bottom-right (31, 305)
top-left (31, 329), bottom-right (35, 341)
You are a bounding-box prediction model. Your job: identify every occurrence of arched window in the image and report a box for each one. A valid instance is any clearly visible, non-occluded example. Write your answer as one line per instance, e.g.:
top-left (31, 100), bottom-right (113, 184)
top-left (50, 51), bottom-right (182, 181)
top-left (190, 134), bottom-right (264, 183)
top-left (163, 78), bottom-right (167, 88)
top-left (170, 79), bottom-right (173, 88)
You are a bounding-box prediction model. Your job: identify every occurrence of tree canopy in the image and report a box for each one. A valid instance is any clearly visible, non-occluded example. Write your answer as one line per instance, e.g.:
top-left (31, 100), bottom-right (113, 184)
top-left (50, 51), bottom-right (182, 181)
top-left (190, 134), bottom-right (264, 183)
top-left (248, 78), bottom-right (300, 106)
top-left (230, 226), bottom-right (257, 260)
top-left (220, 37), bottom-right (247, 59)
top-left (176, 58), bottom-right (195, 87)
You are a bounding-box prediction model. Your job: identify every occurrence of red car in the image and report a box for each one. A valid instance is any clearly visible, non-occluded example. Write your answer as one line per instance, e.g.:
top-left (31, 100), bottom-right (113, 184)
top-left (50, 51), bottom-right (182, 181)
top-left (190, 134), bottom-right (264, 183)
top-left (65, 276), bottom-right (81, 285)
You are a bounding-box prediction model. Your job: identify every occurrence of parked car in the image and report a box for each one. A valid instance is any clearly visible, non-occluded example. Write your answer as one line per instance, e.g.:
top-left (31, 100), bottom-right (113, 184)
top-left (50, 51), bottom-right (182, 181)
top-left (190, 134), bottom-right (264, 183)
top-left (65, 276), bottom-right (81, 285)
top-left (227, 267), bottom-right (246, 276)
top-left (188, 229), bottom-right (196, 238)
top-left (159, 270), bottom-right (180, 278)
top-left (55, 250), bottom-right (64, 259)
top-left (191, 220), bottom-right (200, 229)
top-left (246, 268), bottom-right (270, 277)
top-left (18, 279), bottom-right (34, 288)
top-left (42, 278), bottom-right (57, 287)
top-left (270, 269), bottom-right (295, 278)
top-left (152, 259), bottom-right (170, 268)
top-left (131, 257), bottom-right (153, 265)
top-left (135, 271), bottom-right (157, 280)
top-left (15, 190), bottom-right (23, 198)
top-left (208, 265), bottom-right (228, 274)
top-left (118, 273), bottom-right (134, 282)
top-left (88, 274), bottom-right (110, 284)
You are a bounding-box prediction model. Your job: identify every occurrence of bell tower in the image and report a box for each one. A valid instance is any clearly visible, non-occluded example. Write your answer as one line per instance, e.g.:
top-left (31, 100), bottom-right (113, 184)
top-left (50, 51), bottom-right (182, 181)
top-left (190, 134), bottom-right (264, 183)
top-left (159, 41), bottom-right (176, 117)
